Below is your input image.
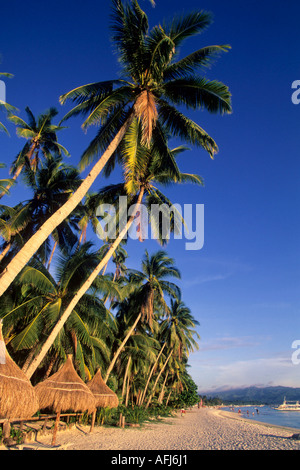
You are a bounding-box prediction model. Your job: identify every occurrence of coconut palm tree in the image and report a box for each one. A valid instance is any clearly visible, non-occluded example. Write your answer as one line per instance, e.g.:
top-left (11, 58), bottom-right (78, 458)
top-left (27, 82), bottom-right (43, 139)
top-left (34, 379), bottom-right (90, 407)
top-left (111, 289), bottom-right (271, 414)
top-left (144, 299), bottom-right (199, 407)
top-left (114, 320), bottom-right (159, 404)
top-left (0, 0), bottom-right (231, 297)
top-left (160, 299), bottom-right (200, 361)
top-left (0, 156), bottom-right (81, 269)
top-left (0, 107), bottom-right (70, 200)
top-left (104, 249), bottom-right (181, 383)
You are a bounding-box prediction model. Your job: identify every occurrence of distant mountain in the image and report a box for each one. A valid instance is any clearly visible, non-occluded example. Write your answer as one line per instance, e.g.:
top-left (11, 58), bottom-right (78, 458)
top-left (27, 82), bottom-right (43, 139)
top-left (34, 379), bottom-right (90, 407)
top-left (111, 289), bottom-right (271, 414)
top-left (201, 386), bottom-right (300, 405)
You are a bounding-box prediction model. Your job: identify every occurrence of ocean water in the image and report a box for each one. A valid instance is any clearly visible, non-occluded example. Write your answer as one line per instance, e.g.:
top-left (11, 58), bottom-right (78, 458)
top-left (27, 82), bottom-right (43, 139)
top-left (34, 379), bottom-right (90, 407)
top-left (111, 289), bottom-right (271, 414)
top-left (222, 405), bottom-right (300, 430)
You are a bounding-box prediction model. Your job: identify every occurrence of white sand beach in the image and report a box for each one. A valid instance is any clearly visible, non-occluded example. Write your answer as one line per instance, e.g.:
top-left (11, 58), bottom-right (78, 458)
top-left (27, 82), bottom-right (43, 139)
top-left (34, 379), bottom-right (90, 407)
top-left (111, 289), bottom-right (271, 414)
top-left (33, 407), bottom-right (300, 451)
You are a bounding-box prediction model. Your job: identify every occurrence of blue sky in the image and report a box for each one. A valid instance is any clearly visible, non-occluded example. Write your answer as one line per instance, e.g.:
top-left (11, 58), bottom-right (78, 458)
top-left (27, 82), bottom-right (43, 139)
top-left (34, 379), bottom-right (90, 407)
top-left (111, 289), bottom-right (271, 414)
top-left (1, 0), bottom-right (299, 392)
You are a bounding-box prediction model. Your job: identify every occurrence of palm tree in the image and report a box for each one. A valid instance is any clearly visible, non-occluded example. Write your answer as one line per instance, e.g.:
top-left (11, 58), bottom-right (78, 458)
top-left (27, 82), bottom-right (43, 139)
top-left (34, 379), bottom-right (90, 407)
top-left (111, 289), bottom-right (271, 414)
top-left (111, 243), bottom-right (128, 281)
top-left (0, 156), bottom-right (81, 269)
top-left (24, 140), bottom-right (199, 379)
top-left (160, 299), bottom-right (200, 361)
top-left (76, 192), bottom-right (104, 246)
top-left (0, 0), bottom-right (231, 297)
top-left (0, 107), bottom-right (70, 199)
top-left (104, 249), bottom-right (181, 382)
top-left (114, 318), bottom-right (159, 404)
top-left (143, 299), bottom-right (199, 407)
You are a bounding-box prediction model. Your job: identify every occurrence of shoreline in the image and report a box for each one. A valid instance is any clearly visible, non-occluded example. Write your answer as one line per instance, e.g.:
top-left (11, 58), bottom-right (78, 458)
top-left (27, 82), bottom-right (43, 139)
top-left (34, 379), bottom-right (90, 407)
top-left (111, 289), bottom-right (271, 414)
top-left (7, 407), bottom-right (300, 451)
top-left (216, 408), bottom-right (300, 434)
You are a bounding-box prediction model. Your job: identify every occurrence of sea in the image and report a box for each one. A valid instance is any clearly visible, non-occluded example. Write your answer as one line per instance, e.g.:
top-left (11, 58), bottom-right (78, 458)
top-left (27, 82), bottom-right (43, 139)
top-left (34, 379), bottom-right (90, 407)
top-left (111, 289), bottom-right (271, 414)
top-left (222, 405), bottom-right (300, 431)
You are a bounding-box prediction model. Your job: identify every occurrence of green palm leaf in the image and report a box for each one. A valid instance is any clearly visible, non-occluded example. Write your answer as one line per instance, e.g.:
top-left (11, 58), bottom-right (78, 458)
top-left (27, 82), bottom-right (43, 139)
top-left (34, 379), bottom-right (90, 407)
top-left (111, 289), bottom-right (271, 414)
top-left (168, 10), bottom-right (213, 45)
top-left (164, 45), bottom-right (231, 80)
top-left (19, 266), bottom-right (57, 295)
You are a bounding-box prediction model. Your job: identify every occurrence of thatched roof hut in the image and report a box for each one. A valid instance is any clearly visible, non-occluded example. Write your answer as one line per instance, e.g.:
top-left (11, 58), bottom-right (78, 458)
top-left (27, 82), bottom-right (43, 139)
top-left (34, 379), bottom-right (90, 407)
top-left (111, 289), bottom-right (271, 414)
top-left (34, 355), bottom-right (96, 414)
top-left (87, 369), bottom-right (119, 408)
top-left (0, 321), bottom-right (39, 419)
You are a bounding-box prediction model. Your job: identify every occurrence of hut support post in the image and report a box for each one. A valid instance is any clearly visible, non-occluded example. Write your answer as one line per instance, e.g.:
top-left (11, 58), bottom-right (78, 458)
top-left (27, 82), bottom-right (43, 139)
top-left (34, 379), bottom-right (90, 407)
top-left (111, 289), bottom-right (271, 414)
top-left (52, 410), bottom-right (61, 446)
top-left (90, 410), bottom-right (96, 433)
top-left (3, 420), bottom-right (11, 441)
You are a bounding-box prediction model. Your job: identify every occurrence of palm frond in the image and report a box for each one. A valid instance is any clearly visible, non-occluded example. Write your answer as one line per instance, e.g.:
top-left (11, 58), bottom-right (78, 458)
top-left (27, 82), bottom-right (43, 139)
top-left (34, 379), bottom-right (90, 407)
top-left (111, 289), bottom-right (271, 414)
top-left (0, 121), bottom-right (9, 135)
top-left (157, 100), bottom-right (218, 158)
top-left (164, 44), bottom-right (231, 80)
top-left (163, 77), bottom-right (232, 114)
top-left (81, 86), bottom-right (134, 130)
top-left (19, 266), bottom-right (57, 295)
top-left (79, 106), bottom-right (133, 171)
top-left (167, 10), bottom-right (213, 46)
top-left (110, 0), bottom-right (148, 79)
top-left (10, 302), bottom-right (52, 351)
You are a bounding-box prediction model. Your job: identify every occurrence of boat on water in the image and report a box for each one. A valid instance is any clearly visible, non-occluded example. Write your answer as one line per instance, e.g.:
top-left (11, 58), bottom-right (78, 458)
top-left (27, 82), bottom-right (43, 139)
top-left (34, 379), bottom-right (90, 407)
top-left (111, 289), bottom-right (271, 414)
top-left (275, 397), bottom-right (300, 411)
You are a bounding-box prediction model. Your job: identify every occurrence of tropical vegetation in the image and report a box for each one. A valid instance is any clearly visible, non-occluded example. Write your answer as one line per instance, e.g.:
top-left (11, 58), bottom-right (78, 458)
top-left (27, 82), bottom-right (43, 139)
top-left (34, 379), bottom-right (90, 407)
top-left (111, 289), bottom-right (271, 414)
top-left (0, 0), bottom-right (231, 419)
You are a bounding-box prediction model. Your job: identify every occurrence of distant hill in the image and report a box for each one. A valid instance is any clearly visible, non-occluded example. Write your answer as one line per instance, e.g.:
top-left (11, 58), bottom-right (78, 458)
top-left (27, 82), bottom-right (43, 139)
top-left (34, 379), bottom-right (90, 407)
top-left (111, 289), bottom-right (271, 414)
top-left (201, 386), bottom-right (300, 405)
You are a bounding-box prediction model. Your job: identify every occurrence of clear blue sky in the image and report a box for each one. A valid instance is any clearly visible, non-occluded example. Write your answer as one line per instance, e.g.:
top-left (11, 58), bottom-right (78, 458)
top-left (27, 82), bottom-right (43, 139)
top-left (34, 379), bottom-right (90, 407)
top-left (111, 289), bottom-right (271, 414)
top-left (1, 0), bottom-right (299, 392)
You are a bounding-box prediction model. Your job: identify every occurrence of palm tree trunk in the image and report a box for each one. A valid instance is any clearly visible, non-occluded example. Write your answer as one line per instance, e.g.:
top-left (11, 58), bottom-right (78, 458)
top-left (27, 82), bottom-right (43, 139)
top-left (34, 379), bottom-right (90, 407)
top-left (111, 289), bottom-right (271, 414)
top-left (104, 313), bottom-right (141, 383)
top-left (0, 243), bottom-right (11, 263)
top-left (44, 352), bottom-right (59, 379)
top-left (140, 342), bottom-right (166, 405)
top-left (122, 356), bottom-right (132, 401)
top-left (25, 186), bottom-right (144, 379)
top-left (165, 389), bottom-right (172, 406)
top-left (47, 240), bottom-right (58, 271)
top-left (145, 348), bottom-right (173, 409)
top-left (158, 371), bottom-right (169, 404)
top-left (21, 346), bottom-right (37, 373)
top-left (125, 377), bottom-right (131, 407)
top-left (136, 389), bottom-right (141, 406)
top-left (0, 115), bottom-right (134, 297)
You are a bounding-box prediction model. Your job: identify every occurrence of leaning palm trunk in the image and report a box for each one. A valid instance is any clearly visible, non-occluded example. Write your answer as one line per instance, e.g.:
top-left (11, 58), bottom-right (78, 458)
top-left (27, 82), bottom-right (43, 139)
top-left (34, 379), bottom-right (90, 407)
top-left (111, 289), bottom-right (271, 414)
top-left (0, 243), bottom-right (11, 262)
top-left (158, 371), bottom-right (169, 404)
top-left (165, 389), bottom-right (172, 407)
top-left (25, 186), bottom-right (145, 379)
top-left (104, 313), bottom-right (141, 383)
top-left (140, 342), bottom-right (166, 405)
top-left (145, 348), bottom-right (173, 409)
top-left (0, 116), bottom-right (133, 297)
top-left (122, 356), bottom-right (132, 401)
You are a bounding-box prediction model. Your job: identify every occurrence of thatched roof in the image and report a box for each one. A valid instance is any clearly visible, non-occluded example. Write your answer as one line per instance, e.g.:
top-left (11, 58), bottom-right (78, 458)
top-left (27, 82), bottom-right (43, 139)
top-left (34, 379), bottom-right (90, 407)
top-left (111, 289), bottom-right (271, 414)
top-left (0, 321), bottom-right (39, 419)
top-left (87, 369), bottom-right (119, 408)
top-left (35, 355), bottom-right (96, 413)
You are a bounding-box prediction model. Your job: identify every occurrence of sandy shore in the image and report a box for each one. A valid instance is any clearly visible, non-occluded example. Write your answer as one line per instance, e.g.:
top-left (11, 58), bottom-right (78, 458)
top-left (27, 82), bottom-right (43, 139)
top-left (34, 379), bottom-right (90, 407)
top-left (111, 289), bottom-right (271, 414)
top-left (31, 407), bottom-right (300, 451)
